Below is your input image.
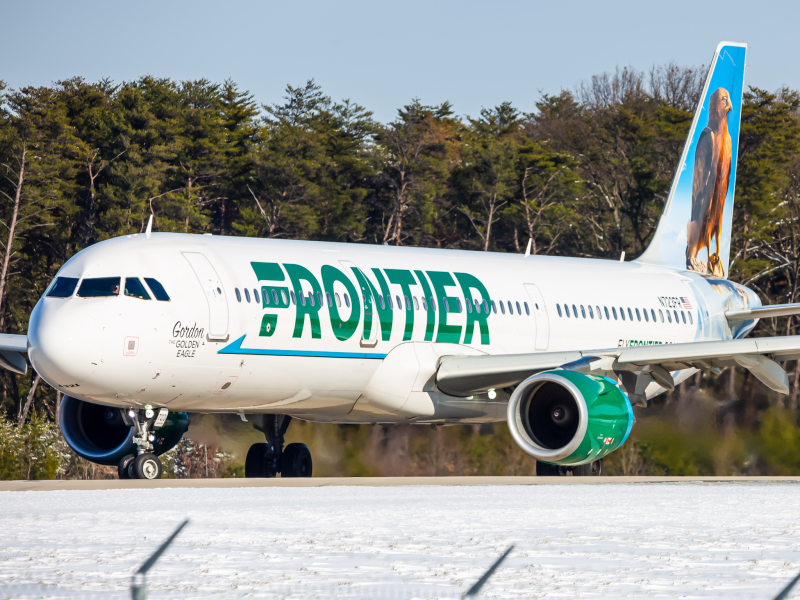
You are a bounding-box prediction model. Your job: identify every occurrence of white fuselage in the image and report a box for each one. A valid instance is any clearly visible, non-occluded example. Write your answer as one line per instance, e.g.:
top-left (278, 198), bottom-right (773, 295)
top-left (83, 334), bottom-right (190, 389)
top-left (27, 233), bottom-right (757, 423)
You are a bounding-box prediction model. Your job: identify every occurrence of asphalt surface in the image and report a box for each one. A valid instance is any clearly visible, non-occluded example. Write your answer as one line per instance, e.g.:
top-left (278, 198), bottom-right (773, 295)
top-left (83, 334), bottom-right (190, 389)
top-left (2, 475), bottom-right (800, 491)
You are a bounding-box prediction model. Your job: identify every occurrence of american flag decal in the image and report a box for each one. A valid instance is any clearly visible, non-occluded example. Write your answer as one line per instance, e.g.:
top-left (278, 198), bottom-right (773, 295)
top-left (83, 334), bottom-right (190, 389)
top-left (603, 437), bottom-right (614, 445)
top-left (681, 297), bottom-right (693, 309)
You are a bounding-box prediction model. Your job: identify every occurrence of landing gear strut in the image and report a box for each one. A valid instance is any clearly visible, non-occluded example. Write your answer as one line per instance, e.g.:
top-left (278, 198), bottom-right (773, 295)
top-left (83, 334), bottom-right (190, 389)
top-left (536, 459), bottom-right (603, 476)
top-left (245, 415), bottom-right (312, 478)
top-left (118, 405), bottom-right (165, 480)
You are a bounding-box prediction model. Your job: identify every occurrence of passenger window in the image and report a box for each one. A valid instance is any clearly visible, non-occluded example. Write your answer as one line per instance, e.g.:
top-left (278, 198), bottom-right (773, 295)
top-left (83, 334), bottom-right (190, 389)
top-left (47, 276), bottom-right (79, 298)
top-left (271, 290), bottom-right (278, 305)
top-left (571, 305), bottom-right (577, 318)
top-left (651, 309), bottom-right (656, 322)
top-left (253, 289), bottom-right (260, 303)
top-left (557, 304), bottom-right (562, 317)
top-left (620, 307), bottom-right (625, 321)
top-left (335, 293), bottom-right (341, 307)
top-left (688, 311), bottom-right (693, 325)
top-left (627, 308), bottom-right (633, 321)
top-left (516, 301), bottom-right (522, 315)
top-left (659, 309), bottom-right (664, 322)
top-left (264, 290), bottom-right (271, 305)
top-left (588, 306), bottom-right (594, 319)
top-left (414, 296), bottom-right (419, 311)
top-left (667, 311), bottom-right (672, 323)
top-left (316, 292), bottom-right (323, 306)
top-left (430, 297), bottom-right (436, 311)
top-left (643, 309), bottom-right (649, 322)
top-left (78, 277), bottom-right (121, 298)
top-left (500, 302), bottom-right (506, 314)
top-left (386, 295), bottom-right (393, 310)
top-left (674, 310), bottom-right (679, 323)
top-left (491, 300), bottom-right (497, 314)
top-left (681, 310), bottom-right (686, 323)
top-left (580, 305), bottom-right (586, 318)
top-left (508, 301), bottom-right (514, 315)
top-left (456, 298), bottom-right (463, 313)
top-left (612, 307), bottom-right (618, 320)
top-left (235, 288), bottom-right (241, 302)
top-left (377, 295), bottom-right (385, 309)
top-left (443, 297), bottom-right (450, 312)
top-left (404, 295), bottom-right (410, 310)
top-left (604, 306), bottom-right (610, 319)
top-left (596, 305), bottom-right (601, 320)
top-left (124, 278), bottom-right (151, 300)
top-left (290, 291), bottom-right (297, 305)
top-left (326, 292), bottom-right (333, 307)
top-left (144, 278), bottom-right (170, 302)
top-left (466, 299), bottom-right (473, 313)
top-left (635, 308), bottom-right (640, 321)
top-left (344, 293), bottom-right (350, 308)
top-left (483, 300), bottom-right (489, 314)
top-left (396, 295), bottom-right (401, 309)
top-left (524, 302), bottom-right (530, 316)
top-left (244, 289), bottom-right (251, 303)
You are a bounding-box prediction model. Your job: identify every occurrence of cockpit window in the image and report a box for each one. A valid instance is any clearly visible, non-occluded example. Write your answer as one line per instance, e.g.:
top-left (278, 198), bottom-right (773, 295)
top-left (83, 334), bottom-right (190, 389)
top-left (47, 277), bottom-right (79, 298)
top-left (77, 277), bottom-right (121, 298)
top-left (144, 278), bottom-right (170, 302)
top-left (124, 278), bottom-right (151, 300)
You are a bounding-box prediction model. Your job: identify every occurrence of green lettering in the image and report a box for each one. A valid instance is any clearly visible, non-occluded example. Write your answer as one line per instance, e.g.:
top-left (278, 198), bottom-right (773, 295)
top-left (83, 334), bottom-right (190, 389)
top-left (385, 269), bottom-right (417, 341)
top-left (414, 270), bottom-right (436, 341)
top-left (427, 271), bottom-right (462, 343)
top-left (284, 264), bottom-right (322, 339)
top-left (455, 272), bottom-right (491, 345)
top-left (321, 265), bottom-right (360, 341)
top-left (349, 267), bottom-right (393, 341)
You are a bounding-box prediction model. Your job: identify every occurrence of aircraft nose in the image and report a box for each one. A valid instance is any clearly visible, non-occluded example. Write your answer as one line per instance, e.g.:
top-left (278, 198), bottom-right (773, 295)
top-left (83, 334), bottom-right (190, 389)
top-left (28, 300), bottom-right (104, 386)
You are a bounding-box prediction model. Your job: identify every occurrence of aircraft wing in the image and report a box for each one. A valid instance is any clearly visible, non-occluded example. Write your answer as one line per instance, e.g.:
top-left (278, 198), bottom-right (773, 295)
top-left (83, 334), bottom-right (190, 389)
top-left (436, 335), bottom-right (800, 399)
top-left (726, 303), bottom-right (800, 320)
top-left (0, 333), bottom-right (28, 375)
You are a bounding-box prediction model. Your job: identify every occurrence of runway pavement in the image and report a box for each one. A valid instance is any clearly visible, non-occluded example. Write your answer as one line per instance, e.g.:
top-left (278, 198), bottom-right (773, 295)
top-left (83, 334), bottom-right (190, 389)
top-left (2, 475), bottom-right (800, 491)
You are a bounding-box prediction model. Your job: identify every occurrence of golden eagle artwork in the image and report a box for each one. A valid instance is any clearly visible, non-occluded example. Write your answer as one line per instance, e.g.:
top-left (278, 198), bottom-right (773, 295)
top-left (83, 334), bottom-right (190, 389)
top-left (686, 87), bottom-right (733, 278)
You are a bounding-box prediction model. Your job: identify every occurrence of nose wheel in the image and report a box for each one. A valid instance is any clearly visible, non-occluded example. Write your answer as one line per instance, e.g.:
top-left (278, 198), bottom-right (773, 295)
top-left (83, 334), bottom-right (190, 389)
top-left (245, 415), bottom-right (313, 478)
top-left (117, 406), bottom-right (167, 480)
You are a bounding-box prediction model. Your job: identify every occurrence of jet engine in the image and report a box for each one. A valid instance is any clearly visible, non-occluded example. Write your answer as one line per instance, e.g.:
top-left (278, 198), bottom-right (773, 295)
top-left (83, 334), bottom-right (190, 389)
top-left (506, 370), bottom-right (634, 466)
top-left (58, 396), bottom-right (189, 466)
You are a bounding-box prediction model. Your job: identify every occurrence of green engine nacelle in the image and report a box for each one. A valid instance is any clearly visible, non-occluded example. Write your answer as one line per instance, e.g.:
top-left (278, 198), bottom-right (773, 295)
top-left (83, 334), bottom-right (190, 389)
top-left (506, 370), bottom-right (634, 466)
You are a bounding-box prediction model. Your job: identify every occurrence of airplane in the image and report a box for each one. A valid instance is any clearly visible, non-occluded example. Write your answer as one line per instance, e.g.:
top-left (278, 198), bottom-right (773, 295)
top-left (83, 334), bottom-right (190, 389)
top-left (2, 41), bottom-right (799, 480)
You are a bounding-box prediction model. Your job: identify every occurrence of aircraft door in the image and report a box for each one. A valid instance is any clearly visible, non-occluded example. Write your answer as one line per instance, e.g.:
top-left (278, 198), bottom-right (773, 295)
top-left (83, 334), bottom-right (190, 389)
top-left (182, 252), bottom-right (229, 341)
top-left (524, 284), bottom-right (550, 351)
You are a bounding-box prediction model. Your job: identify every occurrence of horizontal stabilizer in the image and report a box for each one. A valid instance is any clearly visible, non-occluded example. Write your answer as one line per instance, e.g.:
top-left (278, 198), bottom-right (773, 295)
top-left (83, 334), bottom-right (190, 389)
top-left (726, 304), bottom-right (800, 321)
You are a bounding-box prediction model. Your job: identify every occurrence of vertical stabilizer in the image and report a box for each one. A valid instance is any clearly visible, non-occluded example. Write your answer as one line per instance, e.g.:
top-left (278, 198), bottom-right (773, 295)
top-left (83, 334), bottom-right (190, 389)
top-left (636, 41), bottom-right (746, 279)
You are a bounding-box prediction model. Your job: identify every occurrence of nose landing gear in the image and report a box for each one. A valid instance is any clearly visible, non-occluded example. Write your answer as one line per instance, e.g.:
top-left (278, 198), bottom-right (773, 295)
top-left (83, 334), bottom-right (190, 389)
top-left (118, 406), bottom-right (166, 480)
top-left (245, 414), bottom-right (313, 478)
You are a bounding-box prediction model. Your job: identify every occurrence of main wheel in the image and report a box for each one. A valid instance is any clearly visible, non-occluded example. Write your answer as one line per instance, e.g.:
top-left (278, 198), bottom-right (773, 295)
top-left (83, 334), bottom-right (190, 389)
top-left (132, 453), bottom-right (162, 480)
top-left (118, 454), bottom-right (135, 480)
top-left (572, 459), bottom-right (603, 476)
top-left (536, 461), bottom-right (563, 476)
top-left (281, 443), bottom-right (312, 477)
top-left (245, 442), bottom-right (272, 478)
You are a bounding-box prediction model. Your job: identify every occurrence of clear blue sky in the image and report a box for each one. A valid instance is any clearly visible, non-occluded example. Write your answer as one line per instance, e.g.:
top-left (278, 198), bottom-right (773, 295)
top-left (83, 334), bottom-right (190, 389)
top-left (3, 0), bottom-right (797, 123)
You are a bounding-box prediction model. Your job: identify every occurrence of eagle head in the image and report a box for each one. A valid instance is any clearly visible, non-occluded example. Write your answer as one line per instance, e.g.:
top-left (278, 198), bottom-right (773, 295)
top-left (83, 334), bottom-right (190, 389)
top-left (709, 88), bottom-right (732, 128)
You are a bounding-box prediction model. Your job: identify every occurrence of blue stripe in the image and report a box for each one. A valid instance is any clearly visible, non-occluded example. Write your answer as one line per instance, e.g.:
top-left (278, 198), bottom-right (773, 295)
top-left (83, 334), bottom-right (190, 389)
top-left (620, 390), bottom-right (635, 446)
top-left (218, 335), bottom-right (387, 359)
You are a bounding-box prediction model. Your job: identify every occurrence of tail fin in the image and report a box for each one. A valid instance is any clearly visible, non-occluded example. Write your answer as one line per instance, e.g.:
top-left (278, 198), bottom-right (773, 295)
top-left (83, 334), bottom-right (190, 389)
top-left (637, 41), bottom-right (746, 279)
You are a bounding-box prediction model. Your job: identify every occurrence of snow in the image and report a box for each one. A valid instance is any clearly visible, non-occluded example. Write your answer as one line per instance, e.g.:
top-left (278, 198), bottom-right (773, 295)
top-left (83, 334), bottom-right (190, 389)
top-left (1, 483), bottom-right (800, 599)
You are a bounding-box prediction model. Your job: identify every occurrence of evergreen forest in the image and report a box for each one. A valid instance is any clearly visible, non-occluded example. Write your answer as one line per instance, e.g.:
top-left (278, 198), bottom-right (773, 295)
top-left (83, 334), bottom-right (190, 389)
top-left (1, 64), bottom-right (800, 478)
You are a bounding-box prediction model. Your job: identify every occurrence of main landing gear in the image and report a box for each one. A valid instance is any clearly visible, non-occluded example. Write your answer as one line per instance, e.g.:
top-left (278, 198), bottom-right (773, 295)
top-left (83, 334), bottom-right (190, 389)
top-left (536, 459), bottom-right (603, 476)
top-left (245, 415), bottom-right (312, 478)
top-left (118, 405), bottom-right (164, 480)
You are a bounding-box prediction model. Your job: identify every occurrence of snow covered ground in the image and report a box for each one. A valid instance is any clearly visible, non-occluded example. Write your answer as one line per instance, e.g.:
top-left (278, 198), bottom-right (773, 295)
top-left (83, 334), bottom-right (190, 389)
top-left (1, 483), bottom-right (799, 599)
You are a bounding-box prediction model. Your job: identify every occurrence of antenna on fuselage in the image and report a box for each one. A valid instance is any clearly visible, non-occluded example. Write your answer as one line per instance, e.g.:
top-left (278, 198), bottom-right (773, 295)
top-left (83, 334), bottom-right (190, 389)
top-left (145, 215), bottom-right (153, 238)
top-left (524, 238), bottom-right (532, 257)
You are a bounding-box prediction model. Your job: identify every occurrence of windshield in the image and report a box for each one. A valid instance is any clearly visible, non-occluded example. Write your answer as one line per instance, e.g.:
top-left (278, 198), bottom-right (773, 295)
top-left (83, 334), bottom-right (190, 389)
top-left (46, 277), bottom-right (79, 298)
top-left (124, 277), bottom-right (151, 300)
top-left (144, 278), bottom-right (170, 301)
top-left (77, 277), bottom-right (121, 298)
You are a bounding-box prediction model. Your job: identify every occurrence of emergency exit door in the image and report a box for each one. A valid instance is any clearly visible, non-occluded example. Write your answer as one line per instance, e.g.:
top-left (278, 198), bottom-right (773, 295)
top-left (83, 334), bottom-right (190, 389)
top-left (524, 283), bottom-right (550, 351)
top-left (183, 252), bottom-right (229, 341)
